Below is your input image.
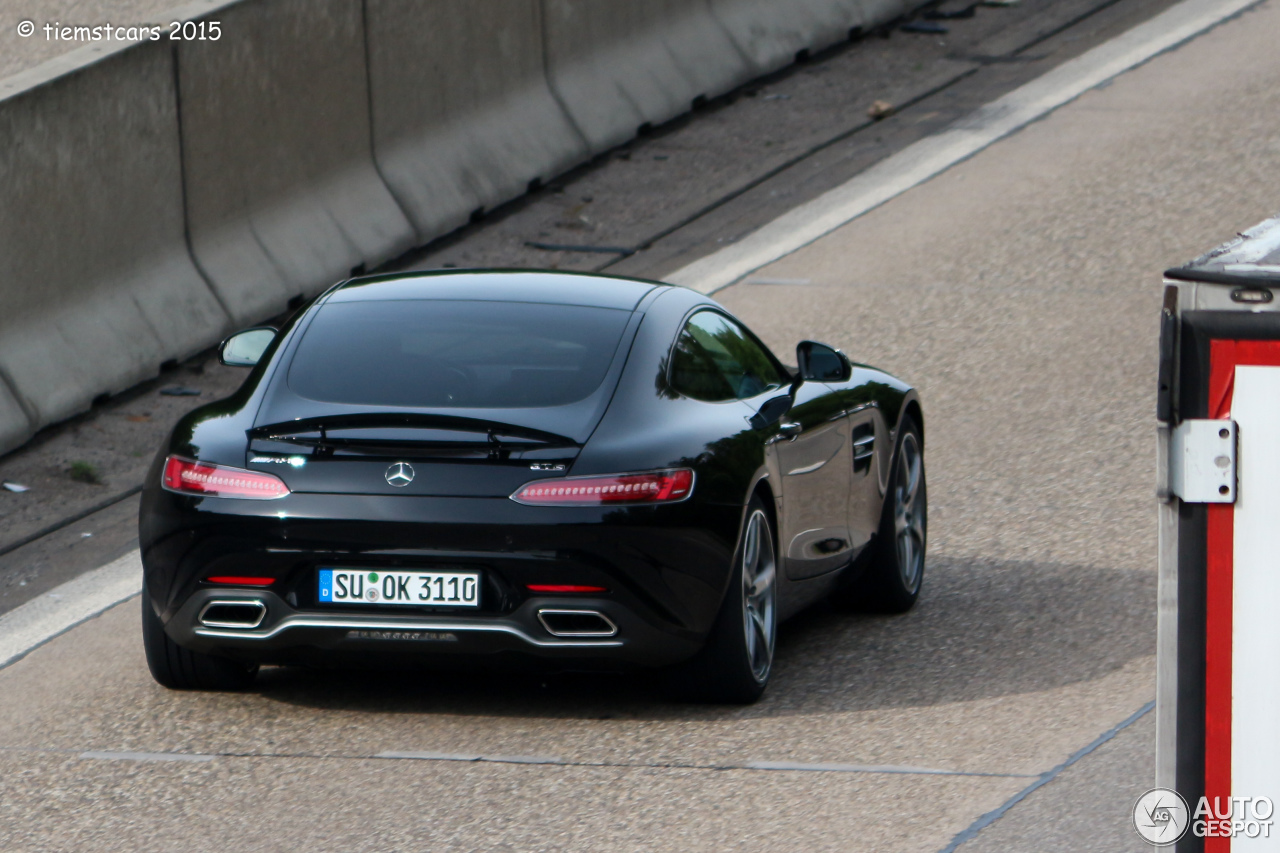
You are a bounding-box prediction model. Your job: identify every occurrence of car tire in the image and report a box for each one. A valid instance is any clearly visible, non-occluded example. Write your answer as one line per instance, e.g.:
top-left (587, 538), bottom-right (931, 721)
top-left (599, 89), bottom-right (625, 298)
top-left (856, 416), bottom-right (927, 613)
top-left (141, 589), bottom-right (259, 691)
top-left (667, 495), bottom-right (778, 704)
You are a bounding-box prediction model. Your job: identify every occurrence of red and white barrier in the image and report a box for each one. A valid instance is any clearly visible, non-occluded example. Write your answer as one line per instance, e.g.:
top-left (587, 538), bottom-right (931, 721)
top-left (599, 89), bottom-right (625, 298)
top-left (1203, 346), bottom-right (1280, 851)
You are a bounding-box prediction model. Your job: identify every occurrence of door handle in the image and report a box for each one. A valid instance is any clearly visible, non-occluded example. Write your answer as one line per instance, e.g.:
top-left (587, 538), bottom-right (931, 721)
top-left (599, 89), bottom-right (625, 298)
top-left (766, 421), bottom-right (802, 445)
top-left (775, 421), bottom-right (803, 442)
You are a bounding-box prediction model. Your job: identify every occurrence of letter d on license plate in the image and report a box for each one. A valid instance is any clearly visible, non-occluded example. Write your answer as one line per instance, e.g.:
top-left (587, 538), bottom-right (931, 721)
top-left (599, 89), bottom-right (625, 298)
top-left (318, 568), bottom-right (480, 607)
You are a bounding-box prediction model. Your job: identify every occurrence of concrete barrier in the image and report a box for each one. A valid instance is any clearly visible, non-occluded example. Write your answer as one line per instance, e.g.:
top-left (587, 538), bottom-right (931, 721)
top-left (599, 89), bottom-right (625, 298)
top-left (0, 42), bottom-right (231, 455)
top-left (711, 0), bottom-right (909, 75)
top-left (541, 0), bottom-right (754, 152)
top-left (0, 382), bottom-right (31, 458)
top-left (366, 0), bottom-right (588, 242)
top-left (0, 0), bottom-right (911, 458)
top-left (177, 0), bottom-right (415, 326)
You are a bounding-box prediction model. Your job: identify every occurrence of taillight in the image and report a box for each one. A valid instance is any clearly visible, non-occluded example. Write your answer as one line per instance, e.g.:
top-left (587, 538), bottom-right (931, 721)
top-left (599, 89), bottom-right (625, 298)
top-left (511, 468), bottom-right (694, 506)
top-left (526, 584), bottom-right (608, 593)
top-left (162, 456), bottom-right (290, 500)
top-left (207, 576), bottom-right (276, 587)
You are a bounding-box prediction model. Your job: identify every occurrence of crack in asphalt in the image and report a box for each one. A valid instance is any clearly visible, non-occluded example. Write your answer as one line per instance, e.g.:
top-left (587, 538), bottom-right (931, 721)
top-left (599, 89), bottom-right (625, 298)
top-left (0, 744), bottom-right (1038, 778)
top-left (935, 700), bottom-right (1156, 852)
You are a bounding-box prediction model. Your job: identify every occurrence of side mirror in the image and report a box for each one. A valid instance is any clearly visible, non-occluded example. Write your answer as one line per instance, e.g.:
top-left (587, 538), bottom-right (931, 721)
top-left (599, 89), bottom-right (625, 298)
top-left (219, 327), bottom-right (277, 368)
top-left (749, 393), bottom-right (792, 430)
top-left (796, 340), bottom-right (852, 383)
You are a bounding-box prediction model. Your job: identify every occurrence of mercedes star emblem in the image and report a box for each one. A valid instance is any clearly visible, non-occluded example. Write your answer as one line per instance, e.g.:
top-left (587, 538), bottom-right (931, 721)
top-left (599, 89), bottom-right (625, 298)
top-left (385, 462), bottom-right (415, 487)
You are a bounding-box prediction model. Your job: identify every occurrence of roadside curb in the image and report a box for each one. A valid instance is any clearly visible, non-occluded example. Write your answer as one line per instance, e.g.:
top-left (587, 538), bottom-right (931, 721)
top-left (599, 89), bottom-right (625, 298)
top-left (667, 0), bottom-right (1264, 294)
top-left (0, 550), bottom-right (140, 671)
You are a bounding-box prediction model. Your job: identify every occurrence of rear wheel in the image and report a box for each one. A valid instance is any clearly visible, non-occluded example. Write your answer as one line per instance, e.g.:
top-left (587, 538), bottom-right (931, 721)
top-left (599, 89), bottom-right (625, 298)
top-left (667, 496), bottom-right (777, 704)
top-left (861, 417), bottom-right (926, 612)
top-left (141, 589), bottom-right (258, 691)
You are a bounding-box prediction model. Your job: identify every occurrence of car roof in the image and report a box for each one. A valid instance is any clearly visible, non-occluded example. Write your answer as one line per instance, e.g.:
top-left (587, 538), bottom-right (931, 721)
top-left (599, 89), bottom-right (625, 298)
top-left (329, 270), bottom-right (666, 311)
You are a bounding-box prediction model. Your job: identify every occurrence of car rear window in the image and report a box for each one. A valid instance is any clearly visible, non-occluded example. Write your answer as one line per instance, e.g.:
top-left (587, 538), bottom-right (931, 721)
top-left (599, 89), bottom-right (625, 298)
top-left (287, 300), bottom-right (631, 408)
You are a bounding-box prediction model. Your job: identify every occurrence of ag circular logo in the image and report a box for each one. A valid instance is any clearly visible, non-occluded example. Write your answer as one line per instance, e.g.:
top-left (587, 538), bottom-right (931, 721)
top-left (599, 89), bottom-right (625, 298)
top-left (384, 462), bottom-right (415, 488)
top-left (1134, 788), bottom-right (1190, 846)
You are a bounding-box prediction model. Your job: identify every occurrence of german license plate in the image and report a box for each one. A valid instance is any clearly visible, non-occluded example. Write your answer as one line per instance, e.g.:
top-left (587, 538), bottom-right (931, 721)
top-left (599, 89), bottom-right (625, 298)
top-left (318, 569), bottom-right (480, 607)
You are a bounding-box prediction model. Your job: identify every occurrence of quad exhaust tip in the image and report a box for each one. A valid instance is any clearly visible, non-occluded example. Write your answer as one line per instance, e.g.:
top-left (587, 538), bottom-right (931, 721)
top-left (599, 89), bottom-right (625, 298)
top-left (537, 609), bottom-right (618, 638)
top-left (198, 600), bottom-right (267, 630)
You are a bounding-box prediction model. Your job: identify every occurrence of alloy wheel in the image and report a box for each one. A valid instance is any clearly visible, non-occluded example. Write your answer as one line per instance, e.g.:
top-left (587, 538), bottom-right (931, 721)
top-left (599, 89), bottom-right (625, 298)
top-left (740, 508), bottom-right (777, 683)
top-left (893, 433), bottom-right (926, 594)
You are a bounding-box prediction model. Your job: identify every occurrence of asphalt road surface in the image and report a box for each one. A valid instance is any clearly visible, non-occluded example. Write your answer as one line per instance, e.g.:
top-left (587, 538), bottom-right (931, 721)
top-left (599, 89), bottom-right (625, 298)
top-left (3, 0), bottom-right (1279, 849)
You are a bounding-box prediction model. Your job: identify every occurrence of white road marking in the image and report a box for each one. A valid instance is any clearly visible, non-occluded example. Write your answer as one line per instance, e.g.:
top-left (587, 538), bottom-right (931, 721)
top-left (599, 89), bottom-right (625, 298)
top-left (0, 550), bottom-right (141, 671)
top-left (666, 0), bottom-right (1262, 294)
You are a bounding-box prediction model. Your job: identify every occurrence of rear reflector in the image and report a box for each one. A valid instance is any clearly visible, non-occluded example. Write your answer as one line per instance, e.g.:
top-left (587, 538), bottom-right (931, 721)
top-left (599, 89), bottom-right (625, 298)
top-left (510, 468), bottom-right (694, 506)
top-left (207, 576), bottom-right (276, 587)
top-left (162, 455), bottom-right (289, 500)
top-left (526, 584), bottom-right (608, 594)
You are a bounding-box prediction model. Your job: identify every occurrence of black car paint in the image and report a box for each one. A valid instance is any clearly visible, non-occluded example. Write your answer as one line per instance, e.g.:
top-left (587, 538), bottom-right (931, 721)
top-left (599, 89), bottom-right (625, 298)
top-left (140, 270), bottom-right (919, 669)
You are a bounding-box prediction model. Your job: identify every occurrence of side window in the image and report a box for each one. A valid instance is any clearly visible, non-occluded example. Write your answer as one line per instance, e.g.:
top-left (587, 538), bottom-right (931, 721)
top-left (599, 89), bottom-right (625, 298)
top-left (669, 311), bottom-right (788, 402)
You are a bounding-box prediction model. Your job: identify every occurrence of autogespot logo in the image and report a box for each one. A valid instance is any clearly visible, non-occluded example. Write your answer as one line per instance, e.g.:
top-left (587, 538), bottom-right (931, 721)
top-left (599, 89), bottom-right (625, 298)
top-left (1134, 788), bottom-right (1190, 846)
top-left (1133, 788), bottom-right (1276, 845)
top-left (384, 462), bottom-right (415, 488)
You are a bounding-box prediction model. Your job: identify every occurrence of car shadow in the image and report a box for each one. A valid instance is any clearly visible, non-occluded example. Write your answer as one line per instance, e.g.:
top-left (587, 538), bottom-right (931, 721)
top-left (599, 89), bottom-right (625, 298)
top-left (253, 554), bottom-right (1155, 722)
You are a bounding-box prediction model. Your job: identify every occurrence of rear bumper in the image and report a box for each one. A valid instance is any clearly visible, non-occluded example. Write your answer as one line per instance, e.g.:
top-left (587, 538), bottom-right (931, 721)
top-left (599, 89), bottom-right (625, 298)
top-left (141, 488), bottom-right (742, 670)
top-left (169, 588), bottom-right (696, 667)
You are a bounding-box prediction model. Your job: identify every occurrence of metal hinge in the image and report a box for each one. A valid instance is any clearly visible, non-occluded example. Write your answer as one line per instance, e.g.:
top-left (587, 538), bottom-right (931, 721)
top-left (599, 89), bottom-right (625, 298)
top-left (1169, 419), bottom-right (1237, 503)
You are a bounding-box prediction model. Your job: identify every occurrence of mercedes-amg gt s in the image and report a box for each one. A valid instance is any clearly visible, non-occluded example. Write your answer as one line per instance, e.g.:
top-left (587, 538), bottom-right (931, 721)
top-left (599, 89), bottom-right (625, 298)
top-left (140, 271), bottom-right (925, 702)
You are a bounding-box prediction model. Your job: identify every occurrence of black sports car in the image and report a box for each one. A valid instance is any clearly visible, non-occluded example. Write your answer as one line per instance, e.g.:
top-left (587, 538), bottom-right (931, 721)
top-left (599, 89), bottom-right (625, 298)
top-left (140, 271), bottom-right (925, 702)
